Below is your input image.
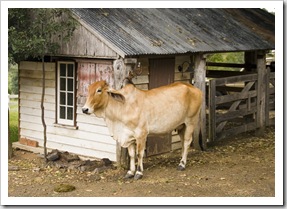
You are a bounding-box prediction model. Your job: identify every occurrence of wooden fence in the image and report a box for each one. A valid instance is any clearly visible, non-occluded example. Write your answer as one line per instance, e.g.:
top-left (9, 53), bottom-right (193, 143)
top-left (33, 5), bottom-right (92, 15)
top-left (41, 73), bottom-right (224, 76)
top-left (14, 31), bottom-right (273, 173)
top-left (266, 69), bottom-right (275, 126)
top-left (208, 70), bottom-right (275, 141)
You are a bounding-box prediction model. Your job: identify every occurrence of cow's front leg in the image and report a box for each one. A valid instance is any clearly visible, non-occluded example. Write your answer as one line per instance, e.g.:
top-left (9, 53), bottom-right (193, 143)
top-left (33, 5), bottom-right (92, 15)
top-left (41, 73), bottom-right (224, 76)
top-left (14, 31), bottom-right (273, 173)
top-left (124, 143), bottom-right (136, 179)
top-left (134, 140), bottom-right (145, 180)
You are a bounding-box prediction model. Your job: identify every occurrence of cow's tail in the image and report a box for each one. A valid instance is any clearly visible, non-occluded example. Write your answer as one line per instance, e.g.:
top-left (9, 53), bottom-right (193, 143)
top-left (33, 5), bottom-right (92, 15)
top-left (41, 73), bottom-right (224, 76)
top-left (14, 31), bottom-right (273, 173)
top-left (195, 92), bottom-right (205, 151)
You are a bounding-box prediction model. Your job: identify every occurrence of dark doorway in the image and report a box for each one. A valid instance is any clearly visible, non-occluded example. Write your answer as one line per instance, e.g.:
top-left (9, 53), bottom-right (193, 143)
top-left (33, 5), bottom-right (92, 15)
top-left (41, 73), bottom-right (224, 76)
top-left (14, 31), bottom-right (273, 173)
top-left (149, 58), bottom-right (175, 89)
top-left (146, 58), bottom-right (175, 156)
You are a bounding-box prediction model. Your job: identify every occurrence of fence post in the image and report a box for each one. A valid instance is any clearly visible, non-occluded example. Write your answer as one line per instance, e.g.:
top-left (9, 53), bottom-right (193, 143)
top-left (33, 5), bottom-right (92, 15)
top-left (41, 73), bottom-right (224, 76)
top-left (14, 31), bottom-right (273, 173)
top-left (265, 68), bottom-right (270, 126)
top-left (193, 53), bottom-right (207, 150)
top-left (256, 51), bottom-right (267, 136)
top-left (208, 79), bottom-right (216, 142)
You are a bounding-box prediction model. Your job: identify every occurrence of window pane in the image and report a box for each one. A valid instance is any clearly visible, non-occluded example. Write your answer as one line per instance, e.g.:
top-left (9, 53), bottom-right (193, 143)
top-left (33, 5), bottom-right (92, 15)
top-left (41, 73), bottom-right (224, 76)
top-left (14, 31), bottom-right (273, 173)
top-left (67, 79), bottom-right (73, 91)
top-left (67, 93), bottom-right (73, 106)
top-left (58, 63), bottom-right (75, 124)
top-left (60, 92), bottom-right (66, 105)
top-left (60, 106), bottom-right (66, 119)
top-left (68, 64), bottom-right (74, 77)
top-left (60, 78), bottom-right (66, 90)
top-left (67, 107), bottom-right (73, 120)
top-left (60, 64), bottom-right (66, 76)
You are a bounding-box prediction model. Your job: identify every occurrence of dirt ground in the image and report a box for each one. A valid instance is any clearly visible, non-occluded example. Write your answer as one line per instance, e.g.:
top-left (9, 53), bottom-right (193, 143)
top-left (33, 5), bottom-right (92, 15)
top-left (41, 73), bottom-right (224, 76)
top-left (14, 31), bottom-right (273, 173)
top-left (8, 127), bottom-right (275, 198)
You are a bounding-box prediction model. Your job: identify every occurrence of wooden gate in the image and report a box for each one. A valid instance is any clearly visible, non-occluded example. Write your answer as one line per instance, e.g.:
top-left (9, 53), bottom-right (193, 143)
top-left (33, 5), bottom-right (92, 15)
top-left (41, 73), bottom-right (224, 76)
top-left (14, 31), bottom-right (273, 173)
top-left (208, 73), bottom-right (259, 141)
top-left (266, 69), bottom-right (275, 126)
top-left (208, 69), bottom-right (275, 141)
top-left (146, 58), bottom-right (175, 156)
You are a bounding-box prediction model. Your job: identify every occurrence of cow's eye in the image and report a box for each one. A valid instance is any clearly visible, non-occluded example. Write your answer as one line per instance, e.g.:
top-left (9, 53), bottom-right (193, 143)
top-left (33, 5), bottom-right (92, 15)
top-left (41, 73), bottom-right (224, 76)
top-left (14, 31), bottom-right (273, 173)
top-left (96, 88), bottom-right (102, 94)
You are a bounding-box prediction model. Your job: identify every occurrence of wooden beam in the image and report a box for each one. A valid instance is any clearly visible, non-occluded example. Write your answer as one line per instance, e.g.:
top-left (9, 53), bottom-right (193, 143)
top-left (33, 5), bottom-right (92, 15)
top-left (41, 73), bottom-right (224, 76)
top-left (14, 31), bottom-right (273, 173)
top-left (256, 51), bottom-right (267, 135)
top-left (207, 62), bottom-right (256, 69)
top-left (216, 108), bottom-right (257, 124)
top-left (193, 53), bottom-right (207, 150)
top-left (217, 122), bottom-right (257, 140)
top-left (209, 79), bottom-right (216, 142)
top-left (214, 74), bottom-right (257, 86)
top-left (206, 70), bottom-right (253, 78)
top-left (215, 89), bottom-right (257, 105)
top-left (265, 68), bottom-right (270, 126)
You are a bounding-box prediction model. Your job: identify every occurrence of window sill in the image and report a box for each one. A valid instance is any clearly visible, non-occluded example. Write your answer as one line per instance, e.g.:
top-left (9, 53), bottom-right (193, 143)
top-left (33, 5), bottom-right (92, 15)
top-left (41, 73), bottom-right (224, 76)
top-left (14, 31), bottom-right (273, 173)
top-left (54, 123), bottom-right (78, 130)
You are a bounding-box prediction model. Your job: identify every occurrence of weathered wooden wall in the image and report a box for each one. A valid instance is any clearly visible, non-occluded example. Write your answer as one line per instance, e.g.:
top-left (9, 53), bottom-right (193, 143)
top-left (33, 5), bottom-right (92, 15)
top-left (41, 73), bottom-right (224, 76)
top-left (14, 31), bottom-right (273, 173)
top-left (130, 55), bottom-right (193, 151)
top-left (76, 60), bottom-right (115, 105)
top-left (55, 23), bottom-right (118, 59)
top-left (19, 61), bottom-right (117, 161)
top-left (18, 56), bottom-right (193, 162)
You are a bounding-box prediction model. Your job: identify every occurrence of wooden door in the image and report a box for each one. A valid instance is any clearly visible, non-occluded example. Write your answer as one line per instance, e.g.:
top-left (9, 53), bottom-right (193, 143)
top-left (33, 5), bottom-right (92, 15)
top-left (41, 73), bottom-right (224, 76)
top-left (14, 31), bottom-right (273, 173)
top-left (146, 58), bottom-right (175, 156)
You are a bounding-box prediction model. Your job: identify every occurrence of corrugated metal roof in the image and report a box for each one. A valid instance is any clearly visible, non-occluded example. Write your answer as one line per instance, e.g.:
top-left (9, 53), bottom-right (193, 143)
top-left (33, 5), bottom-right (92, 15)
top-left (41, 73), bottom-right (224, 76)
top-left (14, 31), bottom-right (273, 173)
top-left (71, 8), bottom-right (275, 56)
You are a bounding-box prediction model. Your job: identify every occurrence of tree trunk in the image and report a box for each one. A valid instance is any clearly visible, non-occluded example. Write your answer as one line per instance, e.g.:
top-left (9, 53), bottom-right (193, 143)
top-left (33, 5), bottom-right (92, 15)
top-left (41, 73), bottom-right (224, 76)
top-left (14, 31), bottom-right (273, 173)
top-left (41, 57), bottom-right (48, 160)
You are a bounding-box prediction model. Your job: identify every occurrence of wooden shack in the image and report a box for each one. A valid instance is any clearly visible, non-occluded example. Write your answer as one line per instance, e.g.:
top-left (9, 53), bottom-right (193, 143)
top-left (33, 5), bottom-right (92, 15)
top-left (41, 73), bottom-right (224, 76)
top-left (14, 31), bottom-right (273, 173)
top-left (15, 8), bottom-right (275, 164)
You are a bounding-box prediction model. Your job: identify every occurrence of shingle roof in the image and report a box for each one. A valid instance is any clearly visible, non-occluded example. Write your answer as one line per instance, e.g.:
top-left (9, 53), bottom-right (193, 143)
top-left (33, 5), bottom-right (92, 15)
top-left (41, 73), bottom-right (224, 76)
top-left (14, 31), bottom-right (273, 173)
top-left (71, 8), bottom-right (275, 56)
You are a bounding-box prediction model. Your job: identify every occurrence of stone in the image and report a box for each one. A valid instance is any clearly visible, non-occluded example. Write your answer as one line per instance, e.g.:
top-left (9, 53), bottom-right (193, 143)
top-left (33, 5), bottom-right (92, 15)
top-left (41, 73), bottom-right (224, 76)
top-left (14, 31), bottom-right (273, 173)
top-left (9, 166), bottom-right (19, 171)
top-left (46, 150), bottom-right (60, 161)
top-left (54, 184), bottom-right (76, 193)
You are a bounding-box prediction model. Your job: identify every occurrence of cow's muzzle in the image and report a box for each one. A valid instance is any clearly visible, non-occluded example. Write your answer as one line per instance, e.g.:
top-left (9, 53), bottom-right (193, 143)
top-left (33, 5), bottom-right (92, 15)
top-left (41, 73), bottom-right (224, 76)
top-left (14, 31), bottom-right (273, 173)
top-left (82, 107), bottom-right (90, 114)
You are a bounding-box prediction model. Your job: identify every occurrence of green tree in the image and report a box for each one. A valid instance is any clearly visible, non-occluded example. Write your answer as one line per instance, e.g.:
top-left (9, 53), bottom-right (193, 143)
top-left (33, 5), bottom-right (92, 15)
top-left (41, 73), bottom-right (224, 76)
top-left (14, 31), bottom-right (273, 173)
top-left (8, 64), bottom-right (18, 94)
top-left (206, 52), bottom-right (244, 71)
top-left (9, 9), bottom-right (76, 64)
top-left (8, 8), bottom-right (76, 159)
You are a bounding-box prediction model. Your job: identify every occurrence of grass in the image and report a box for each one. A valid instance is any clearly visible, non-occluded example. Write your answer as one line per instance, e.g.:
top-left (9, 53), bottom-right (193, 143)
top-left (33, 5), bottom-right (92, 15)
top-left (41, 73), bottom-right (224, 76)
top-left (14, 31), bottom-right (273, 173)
top-left (9, 99), bottom-right (19, 143)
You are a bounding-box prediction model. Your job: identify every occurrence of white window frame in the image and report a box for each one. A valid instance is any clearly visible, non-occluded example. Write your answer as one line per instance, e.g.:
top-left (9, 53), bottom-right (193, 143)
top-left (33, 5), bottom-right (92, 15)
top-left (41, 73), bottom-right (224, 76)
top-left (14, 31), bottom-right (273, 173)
top-left (57, 61), bottom-right (75, 126)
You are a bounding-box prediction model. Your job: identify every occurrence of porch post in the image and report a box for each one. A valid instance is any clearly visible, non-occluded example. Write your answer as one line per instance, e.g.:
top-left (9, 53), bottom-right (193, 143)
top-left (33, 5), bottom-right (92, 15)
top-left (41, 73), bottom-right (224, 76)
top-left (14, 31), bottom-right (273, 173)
top-left (256, 50), bottom-right (267, 136)
top-left (193, 53), bottom-right (207, 150)
top-left (115, 58), bottom-right (137, 168)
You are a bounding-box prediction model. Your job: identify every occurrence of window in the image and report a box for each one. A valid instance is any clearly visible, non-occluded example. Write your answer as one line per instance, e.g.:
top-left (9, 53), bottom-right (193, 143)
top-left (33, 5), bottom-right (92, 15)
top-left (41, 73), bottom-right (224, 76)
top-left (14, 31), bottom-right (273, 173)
top-left (57, 62), bottom-right (75, 126)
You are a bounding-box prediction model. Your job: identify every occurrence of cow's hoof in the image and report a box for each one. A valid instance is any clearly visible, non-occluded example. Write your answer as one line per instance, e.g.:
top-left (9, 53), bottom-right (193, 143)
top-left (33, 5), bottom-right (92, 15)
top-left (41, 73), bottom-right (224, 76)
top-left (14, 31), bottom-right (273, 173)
top-left (124, 171), bottom-right (134, 179)
top-left (134, 173), bottom-right (143, 180)
top-left (177, 165), bottom-right (185, 171)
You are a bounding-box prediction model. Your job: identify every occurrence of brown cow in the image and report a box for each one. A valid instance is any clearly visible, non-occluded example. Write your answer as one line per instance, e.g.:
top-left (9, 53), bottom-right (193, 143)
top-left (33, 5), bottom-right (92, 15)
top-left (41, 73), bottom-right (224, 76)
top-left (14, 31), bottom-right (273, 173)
top-left (82, 80), bottom-right (202, 180)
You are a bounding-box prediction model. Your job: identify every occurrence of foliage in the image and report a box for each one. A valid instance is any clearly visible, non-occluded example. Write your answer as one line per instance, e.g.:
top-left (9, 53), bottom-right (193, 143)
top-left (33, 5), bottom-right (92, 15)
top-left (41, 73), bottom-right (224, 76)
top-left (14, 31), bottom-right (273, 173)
top-left (206, 52), bottom-right (244, 71)
top-left (8, 8), bottom-right (77, 159)
top-left (8, 8), bottom-right (77, 64)
top-left (8, 64), bottom-right (18, 94)
top-left (9, 99), bottom-right (18, 143)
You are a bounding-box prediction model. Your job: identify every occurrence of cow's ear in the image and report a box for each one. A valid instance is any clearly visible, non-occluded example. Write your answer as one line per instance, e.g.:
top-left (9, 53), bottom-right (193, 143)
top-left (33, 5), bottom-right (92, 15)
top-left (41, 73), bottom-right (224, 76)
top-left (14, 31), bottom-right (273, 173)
top-left (108, 91), bottom-right (125, 103)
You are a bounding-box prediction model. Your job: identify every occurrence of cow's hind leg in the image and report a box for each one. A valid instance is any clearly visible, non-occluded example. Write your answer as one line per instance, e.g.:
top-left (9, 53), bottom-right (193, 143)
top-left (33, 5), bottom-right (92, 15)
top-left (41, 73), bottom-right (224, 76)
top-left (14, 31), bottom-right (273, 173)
top-left (178, 124), bottom-right (194, 171)
top-left (124, 143), bottom-right (136, 179)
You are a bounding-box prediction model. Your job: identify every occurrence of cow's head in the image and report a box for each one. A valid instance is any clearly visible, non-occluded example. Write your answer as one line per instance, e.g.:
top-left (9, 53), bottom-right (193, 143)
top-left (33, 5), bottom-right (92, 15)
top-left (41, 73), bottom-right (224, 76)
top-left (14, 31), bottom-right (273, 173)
top-left (82, 80), bottom-right (125, 115)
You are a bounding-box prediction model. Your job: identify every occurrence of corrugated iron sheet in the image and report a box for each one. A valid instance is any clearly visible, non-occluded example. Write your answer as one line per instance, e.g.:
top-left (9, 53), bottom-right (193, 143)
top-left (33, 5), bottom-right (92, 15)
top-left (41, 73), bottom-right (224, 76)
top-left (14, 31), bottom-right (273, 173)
top-left (71, 8), bottom-right (275, 56)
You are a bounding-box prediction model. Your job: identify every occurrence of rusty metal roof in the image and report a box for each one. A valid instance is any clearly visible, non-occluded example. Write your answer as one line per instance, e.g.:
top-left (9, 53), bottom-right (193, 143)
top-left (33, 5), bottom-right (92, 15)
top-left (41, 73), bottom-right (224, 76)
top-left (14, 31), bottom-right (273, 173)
top-left (71, 8), bottom-right (275, 56)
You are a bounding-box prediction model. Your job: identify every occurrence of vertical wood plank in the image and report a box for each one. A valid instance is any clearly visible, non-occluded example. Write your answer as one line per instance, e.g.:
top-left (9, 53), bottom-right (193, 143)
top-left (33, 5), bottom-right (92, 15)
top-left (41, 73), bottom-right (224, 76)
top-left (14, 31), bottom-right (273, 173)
top-left (256, 51), bottom-right (267, 135)
top-left (208, 79), bottom-right (216, 141)
top-left (265, 68), bottom-right (270, 126)
top-left (193, 53), bottom-right (206, 150)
